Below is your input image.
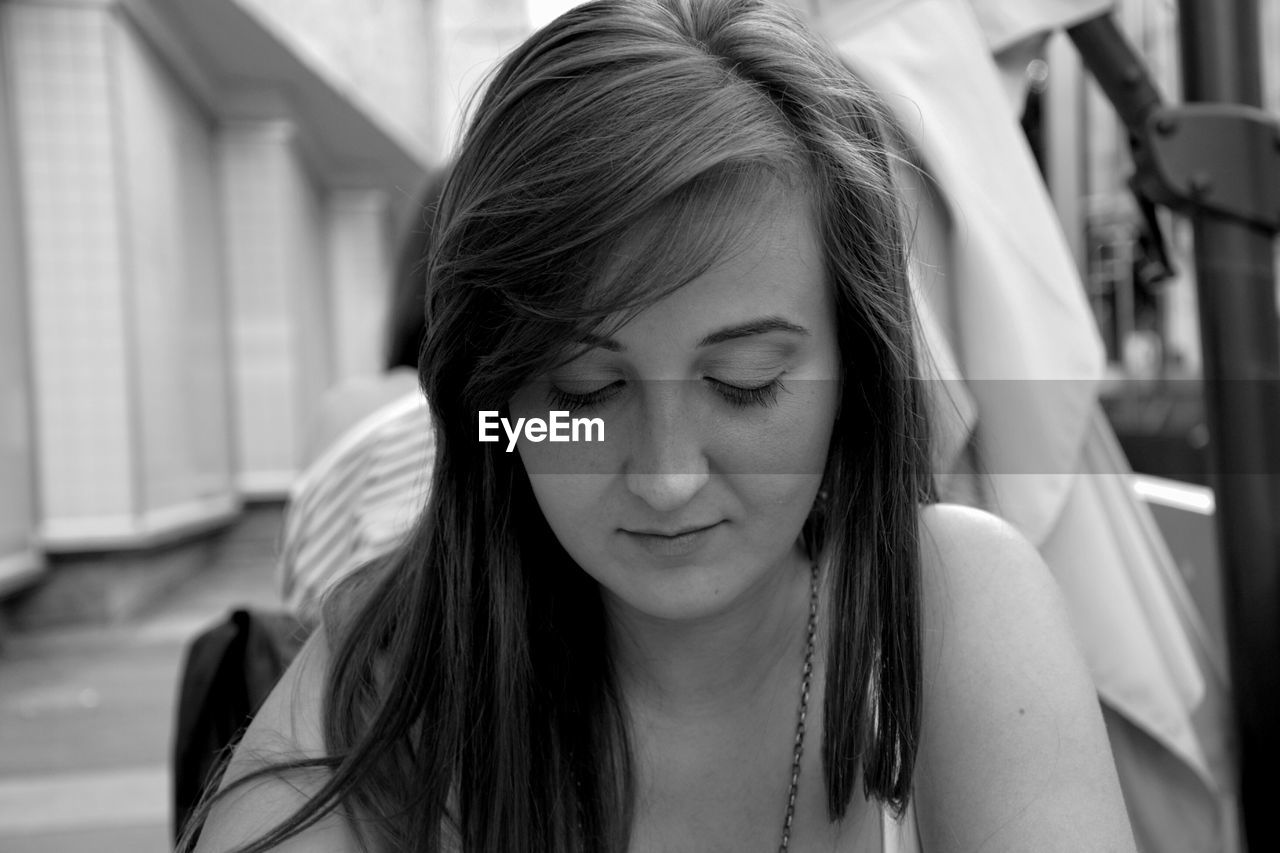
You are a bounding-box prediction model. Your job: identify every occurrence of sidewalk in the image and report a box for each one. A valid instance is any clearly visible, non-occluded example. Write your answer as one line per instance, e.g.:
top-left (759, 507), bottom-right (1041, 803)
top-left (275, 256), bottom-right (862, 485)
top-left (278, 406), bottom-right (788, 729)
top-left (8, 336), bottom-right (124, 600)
top-left (0, 506), bottom-right (284, 853)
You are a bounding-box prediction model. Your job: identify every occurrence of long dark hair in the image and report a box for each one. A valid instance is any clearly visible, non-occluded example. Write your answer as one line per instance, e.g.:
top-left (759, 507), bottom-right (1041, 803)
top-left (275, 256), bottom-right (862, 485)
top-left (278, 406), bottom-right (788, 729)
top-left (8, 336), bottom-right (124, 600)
top-left (194, 1), bottom-right (932, 850)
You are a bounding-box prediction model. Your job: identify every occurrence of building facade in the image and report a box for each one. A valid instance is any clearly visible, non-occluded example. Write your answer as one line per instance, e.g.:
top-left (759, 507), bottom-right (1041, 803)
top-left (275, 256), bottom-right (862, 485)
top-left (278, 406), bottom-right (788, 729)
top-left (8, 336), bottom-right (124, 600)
top-left (0, 0), bottom-right (532, 601)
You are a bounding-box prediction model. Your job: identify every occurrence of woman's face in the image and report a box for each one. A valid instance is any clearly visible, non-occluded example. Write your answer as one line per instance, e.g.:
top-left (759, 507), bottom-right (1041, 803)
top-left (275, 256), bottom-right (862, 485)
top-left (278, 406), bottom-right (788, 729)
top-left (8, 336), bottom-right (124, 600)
top-left (508, 194), bottom-right (841, 622)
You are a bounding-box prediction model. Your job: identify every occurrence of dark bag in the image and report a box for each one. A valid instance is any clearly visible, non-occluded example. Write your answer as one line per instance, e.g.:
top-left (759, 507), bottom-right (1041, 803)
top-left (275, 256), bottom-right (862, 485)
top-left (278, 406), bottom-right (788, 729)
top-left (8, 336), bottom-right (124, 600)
top-left (171, 608), bottom-right (309, 845)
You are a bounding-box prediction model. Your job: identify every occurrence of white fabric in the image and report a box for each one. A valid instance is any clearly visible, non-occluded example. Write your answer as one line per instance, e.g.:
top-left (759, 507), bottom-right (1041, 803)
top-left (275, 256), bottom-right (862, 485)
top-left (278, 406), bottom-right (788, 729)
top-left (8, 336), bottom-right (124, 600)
top-left (881, 800), bottom-right (922, 852)
top-left (827, 0), bottom-right (1104, 545)
top-left (1039, 411), bottom-right (1214, 773)
top-left (966, 0), bottom-right (1113, 52)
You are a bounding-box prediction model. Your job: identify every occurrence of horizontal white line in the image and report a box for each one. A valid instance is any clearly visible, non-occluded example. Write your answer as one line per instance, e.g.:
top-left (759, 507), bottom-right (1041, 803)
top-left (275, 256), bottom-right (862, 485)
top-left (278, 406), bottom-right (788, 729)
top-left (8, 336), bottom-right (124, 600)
top-left (1132, 474), bottom-right (1216, 515)
top-left (0, 766), bottom-right (167, 836)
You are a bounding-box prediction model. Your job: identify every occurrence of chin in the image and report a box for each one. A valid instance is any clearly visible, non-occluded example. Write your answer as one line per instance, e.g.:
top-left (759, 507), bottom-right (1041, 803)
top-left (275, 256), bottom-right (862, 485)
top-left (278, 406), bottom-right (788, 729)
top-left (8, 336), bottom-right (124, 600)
top-left (596, 556), bottom-right (766, 623)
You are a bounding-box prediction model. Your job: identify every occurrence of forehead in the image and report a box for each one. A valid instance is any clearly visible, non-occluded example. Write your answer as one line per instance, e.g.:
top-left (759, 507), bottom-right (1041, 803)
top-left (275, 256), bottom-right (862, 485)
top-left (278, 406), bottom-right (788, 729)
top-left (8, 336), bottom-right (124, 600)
top-left (608, 192), bottom-right (829, 348)
top-left (584, 166), bottom-right (818, 307)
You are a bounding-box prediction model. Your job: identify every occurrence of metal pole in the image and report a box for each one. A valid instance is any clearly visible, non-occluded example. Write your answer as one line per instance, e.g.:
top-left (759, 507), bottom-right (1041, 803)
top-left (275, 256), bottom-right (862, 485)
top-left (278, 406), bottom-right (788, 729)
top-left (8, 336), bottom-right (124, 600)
top-left (1177, 1), bottom-right (1280, 850)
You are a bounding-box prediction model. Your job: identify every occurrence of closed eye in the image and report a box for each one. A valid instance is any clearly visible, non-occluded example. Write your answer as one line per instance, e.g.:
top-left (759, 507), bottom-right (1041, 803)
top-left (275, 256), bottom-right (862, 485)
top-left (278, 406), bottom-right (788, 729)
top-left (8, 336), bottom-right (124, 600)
top-left (548, 380), bottom-right (625, 412)
top-left (706, 377), bottom-right (783, 408)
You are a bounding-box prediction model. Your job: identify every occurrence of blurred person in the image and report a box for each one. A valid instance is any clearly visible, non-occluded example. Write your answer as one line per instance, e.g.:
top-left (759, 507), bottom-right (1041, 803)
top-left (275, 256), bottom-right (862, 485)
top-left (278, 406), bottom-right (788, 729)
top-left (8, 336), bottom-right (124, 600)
top-left (277, 169), bottom-right (448, 625)
top-left (300, 167), bottom-right (448, 463)
top-left (188, 1), bottom-right (1136, 851)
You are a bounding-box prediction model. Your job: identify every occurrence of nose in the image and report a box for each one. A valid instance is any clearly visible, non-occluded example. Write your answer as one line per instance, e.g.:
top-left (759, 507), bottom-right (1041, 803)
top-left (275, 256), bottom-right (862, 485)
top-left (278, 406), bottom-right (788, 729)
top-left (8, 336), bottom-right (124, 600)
top-left (624, 384), bottom-right (710, 512)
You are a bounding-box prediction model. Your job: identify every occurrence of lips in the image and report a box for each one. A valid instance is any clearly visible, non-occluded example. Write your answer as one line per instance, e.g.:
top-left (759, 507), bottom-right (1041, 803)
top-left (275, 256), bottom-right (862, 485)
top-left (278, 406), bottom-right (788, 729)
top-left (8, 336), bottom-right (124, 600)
top-left (620, 521), bottom-right (723, 560)
top-left (624, 521), bottom-right (721, 538)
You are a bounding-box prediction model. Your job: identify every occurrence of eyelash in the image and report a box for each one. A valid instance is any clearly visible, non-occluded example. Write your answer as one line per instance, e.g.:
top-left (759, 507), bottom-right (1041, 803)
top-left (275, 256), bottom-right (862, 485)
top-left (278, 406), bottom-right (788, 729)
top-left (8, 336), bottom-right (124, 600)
top-left (549, 382), bottom-right (624, 412)
top-left (709, 377), bottom-right (783, 409)
top-left (547, 378), bottom-right (784, 412)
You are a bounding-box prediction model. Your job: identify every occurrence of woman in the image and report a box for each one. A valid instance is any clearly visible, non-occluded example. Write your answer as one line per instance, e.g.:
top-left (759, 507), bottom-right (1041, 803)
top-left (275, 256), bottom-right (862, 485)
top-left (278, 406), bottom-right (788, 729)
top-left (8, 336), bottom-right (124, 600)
top-left (190, 0), bottom-right (1136, 850)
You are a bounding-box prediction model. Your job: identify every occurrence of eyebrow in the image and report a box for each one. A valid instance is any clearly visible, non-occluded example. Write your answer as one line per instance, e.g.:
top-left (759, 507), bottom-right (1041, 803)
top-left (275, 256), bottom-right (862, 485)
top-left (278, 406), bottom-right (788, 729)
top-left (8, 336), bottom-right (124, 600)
top-left (697, 317), bottom-right (809, 347)
top-left (575, 316), bottom-right (809, 353)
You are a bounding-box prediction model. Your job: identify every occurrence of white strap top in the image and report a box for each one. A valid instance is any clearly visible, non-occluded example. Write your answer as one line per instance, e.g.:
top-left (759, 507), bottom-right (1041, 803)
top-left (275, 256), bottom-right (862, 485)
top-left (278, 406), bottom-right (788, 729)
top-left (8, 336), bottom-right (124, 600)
top-left (881, 800), bottom-right (923, 853)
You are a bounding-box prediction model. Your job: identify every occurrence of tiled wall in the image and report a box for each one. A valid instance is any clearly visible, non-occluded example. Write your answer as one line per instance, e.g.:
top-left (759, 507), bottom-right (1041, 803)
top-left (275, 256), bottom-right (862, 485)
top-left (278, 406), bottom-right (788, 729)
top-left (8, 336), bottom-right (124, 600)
top-left (218, 121), bottom-right (304, 495)
top-left (0, 5), bottom-right (43, 590)
top-left (4, 1), bottom-right (250, 546)
top-left (112, 18), bottom-right (237, 518)
top-left (284, 146), bottom-right (333, 456)
top-left (5, 2), bottom-right (139, 540)
top-left (326, 190), bottom-right (392, 381)
top-left (4, 0), bottom-right (418, 548)
top-left (218, 120), bottom-right (337, 495)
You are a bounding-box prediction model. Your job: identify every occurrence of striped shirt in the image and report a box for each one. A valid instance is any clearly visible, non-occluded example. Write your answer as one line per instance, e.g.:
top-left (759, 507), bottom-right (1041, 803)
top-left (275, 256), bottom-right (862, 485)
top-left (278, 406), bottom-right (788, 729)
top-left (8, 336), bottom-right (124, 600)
top-left (278, 392), bottom-right (435, 625)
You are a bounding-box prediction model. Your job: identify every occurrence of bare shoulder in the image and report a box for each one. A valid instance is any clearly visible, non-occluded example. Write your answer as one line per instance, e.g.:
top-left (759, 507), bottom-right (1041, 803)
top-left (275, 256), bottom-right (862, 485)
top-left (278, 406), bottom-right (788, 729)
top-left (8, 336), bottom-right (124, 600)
top-left (912, 503), bottom-right (1136, 852)
top-left (193, 626), bottom-right (363, 852)
top-left (916, 503), bottom-right (1061, 622)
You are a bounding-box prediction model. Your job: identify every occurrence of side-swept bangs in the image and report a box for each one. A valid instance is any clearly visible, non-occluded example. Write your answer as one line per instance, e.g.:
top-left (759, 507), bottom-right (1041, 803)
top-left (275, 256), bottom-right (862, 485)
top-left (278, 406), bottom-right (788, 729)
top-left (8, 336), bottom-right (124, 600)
top-left (422, 17), bottom-right (810, 423)
top-left (572, 161), bottom-right (812, 351)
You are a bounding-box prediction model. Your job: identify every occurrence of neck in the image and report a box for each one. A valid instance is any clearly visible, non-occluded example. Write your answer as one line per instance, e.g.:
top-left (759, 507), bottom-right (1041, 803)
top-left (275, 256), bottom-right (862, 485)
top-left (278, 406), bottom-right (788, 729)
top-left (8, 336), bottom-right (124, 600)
top-left (607, 547), bottom-right (814, 718)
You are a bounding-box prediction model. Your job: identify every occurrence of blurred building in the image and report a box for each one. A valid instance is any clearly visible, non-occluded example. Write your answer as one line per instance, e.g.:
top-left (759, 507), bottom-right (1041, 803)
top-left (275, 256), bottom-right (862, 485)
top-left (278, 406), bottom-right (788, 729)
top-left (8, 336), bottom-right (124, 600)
top-left (0, 0), bottom-right (529, 614)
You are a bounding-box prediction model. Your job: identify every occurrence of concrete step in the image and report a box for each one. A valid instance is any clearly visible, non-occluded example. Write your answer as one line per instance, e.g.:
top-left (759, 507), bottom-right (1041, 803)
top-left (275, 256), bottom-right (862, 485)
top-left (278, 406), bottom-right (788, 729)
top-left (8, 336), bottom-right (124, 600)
top-left (2, 503), bottom-right (285, 633)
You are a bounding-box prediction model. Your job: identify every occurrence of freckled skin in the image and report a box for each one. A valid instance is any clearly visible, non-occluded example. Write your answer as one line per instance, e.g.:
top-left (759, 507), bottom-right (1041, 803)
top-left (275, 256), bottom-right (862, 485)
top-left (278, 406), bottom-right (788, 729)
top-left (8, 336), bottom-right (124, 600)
top-left (508, 196), bottom-right (841, 624)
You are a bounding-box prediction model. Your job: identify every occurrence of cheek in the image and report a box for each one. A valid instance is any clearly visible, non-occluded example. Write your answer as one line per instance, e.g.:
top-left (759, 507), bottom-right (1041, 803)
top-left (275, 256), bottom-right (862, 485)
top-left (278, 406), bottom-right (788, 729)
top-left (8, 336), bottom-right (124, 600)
top-left (713, 378), bottom-right (837, 477)
top-left (508, 386), bottom-right (614, 556)
top-left (713, 382), bottom-right (836, 535)
top-left (523, 473), bottom-right (612, 566)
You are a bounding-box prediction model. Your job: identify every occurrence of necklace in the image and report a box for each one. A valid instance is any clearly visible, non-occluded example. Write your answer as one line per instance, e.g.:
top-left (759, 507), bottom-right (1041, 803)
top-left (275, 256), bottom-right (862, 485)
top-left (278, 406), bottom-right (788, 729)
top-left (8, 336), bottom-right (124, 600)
top-left (573, 564), bottom-right (820, 850)
top-left (778, 562), bottom-right (820, 853)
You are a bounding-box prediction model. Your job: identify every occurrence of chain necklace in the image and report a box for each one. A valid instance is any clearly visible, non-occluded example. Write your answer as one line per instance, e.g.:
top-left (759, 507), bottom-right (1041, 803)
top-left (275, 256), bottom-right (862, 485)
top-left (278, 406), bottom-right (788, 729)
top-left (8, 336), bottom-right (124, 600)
top-left (572, 564), bottom-right (820, 851)
top-left (778, 562), bottom-right (820, 853)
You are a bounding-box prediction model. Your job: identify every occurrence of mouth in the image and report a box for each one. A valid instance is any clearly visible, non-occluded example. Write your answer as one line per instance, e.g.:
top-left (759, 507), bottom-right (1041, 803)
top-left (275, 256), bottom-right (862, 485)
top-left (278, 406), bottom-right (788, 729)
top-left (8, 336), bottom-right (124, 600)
top-left (624, 521), bottom-right (722, 539)
top-left (620, 521), bottom-right (723, 559)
